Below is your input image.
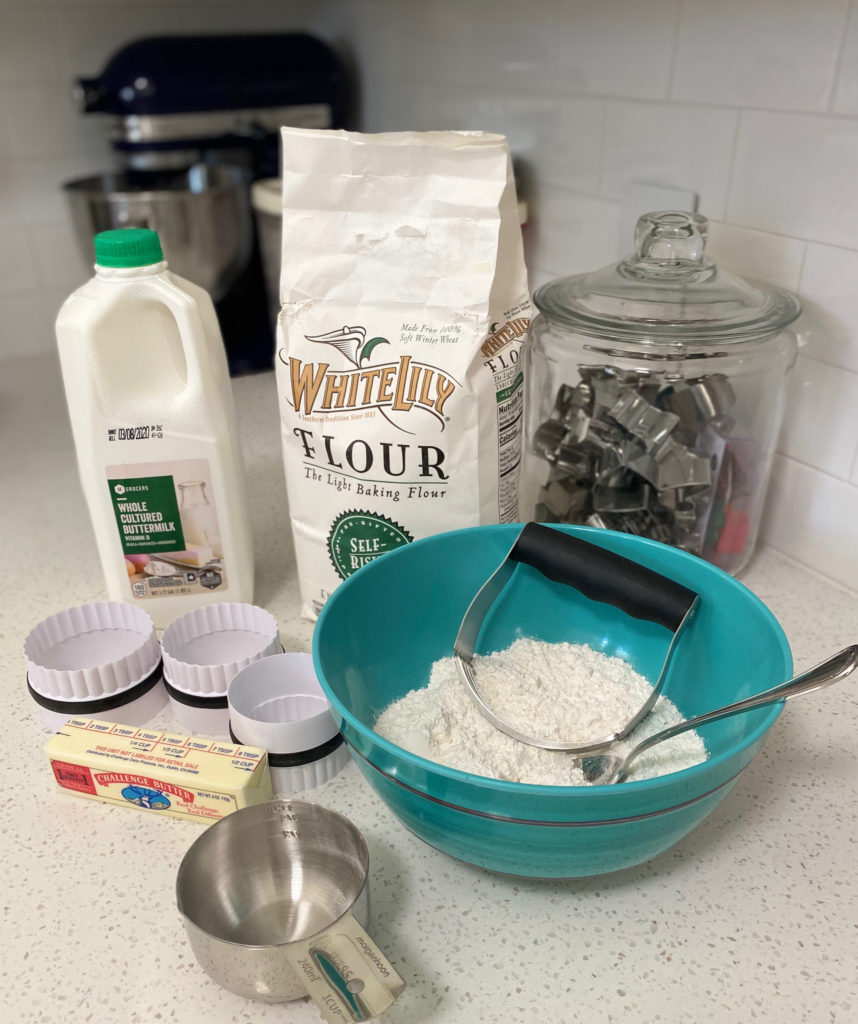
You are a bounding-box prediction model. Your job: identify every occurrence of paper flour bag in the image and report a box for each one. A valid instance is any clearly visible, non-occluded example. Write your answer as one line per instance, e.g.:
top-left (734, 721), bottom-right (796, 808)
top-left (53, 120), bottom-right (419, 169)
top-left (276, 128), bottom-right (531, 619)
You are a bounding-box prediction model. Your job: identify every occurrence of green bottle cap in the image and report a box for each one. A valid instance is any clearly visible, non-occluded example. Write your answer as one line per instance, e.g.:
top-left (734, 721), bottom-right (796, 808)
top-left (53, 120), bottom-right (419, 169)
top-left (94, 228), bottom-right (164, 268)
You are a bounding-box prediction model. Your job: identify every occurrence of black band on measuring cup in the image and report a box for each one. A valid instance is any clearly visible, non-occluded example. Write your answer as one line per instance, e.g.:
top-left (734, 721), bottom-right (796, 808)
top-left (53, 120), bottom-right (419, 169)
top-left (510, 522), bottom-right (698, 633)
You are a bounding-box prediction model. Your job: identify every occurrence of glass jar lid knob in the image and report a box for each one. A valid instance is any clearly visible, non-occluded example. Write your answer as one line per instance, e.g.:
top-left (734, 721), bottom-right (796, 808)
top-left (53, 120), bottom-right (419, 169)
top-left (620, 211), bottom-right (714, 282)
top-left (635, 211), bottom-right (707, 261)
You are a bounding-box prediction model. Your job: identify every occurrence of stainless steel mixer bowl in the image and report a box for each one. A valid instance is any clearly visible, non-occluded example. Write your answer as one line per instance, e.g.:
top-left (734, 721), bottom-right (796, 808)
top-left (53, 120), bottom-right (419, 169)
top-left (176, 799), bottom-right (371, 1003)
top-left (63, 164), bottom-right (253, 300)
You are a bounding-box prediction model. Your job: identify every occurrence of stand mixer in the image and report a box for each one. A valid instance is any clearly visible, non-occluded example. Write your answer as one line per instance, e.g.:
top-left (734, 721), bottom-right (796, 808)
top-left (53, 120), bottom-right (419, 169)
top-left (64, 33), bottom-right (350, 374)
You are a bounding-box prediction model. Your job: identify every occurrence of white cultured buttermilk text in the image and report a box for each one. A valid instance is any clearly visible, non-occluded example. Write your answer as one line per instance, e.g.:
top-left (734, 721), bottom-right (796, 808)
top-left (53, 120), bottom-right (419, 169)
top-left (55, 231), bottom-right (254, 627)
top-left (276, 129), bottom-right (531, 619)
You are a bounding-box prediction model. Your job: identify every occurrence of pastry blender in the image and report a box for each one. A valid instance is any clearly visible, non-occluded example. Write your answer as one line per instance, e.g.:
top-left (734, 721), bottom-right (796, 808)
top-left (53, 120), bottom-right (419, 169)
top-left (454, 522), bottom-right (699, 753)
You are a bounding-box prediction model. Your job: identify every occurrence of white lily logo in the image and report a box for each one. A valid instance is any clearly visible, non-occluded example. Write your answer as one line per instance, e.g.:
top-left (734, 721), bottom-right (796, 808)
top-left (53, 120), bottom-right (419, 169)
top-left (304, 325), bottom-right (389, 367)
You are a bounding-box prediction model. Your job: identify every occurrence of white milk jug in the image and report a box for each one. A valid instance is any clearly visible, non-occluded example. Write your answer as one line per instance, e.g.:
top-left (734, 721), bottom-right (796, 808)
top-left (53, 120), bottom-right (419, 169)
top-left (55, 228), bottom-right (254, 627)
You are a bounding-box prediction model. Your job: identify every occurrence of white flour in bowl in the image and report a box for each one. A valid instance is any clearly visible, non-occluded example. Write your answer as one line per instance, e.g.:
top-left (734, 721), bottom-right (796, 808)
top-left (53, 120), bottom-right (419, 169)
top-left (374, 637), bottom-right (707, 785)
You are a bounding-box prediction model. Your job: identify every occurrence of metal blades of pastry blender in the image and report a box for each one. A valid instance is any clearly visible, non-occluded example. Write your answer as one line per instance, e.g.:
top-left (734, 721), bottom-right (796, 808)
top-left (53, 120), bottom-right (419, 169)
top-left (453, 523), bottom-right (699, 752)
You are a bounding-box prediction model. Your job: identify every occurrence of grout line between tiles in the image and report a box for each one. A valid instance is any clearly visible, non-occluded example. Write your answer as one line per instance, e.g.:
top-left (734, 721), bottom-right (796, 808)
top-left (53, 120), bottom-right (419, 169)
top-left (794, 237), bottom-right (810, 293)
top-left (546, 0), bottom-right (562, 96)
top-left (773, 447), bottom-right (858, 487)
top-left (792, 337), bottom-right (858, 378)
top-left (824, 0), bottom-right (854, 114)
top-left (757, 542), bottom-right (858, 599)
top-left (343, 73), bottom-right (858, 123)
top-left (665, 0), bottom-right (684, 101)
top-left (721, 106), bottom-right (743, 222)
top-left (595, 99), bottom-right (609, 198)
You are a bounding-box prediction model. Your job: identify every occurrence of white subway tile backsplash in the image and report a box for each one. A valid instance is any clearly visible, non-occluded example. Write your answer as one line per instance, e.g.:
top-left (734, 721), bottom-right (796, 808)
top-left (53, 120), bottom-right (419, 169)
top-left (31, 218), bottom-right (92, 292)
top-left (761, 455), bottom-right (858, 592)
top-left (554, 0), bottom-right (679, 100)
top-left (2, 83), bottom-right (109, 160)
top-left (526, 187), bottom-right (620, 278)
top-left (388, 86), bottom-right (564, 180)
top-left (175, 3), bottom-right (275, 33)
top-left (0, 226), bottom-right (40, 295)
top-left (0, 155), bottom-right (107, 228)
top-left (371, 2), bottom-right (469, 87)
top-left (705, 221), bottom-right (806, 293)
top-left (798, 243), bottom-right (858, 373)
top-left (601, 102), bottom-right (737, 219)
top-left (176, 2), bottom-right (310, 33)
top-left (0, 112), bottom-right (11, 159)
top-left (345, 1), bottom-right (407, 86)
top-left (0, 289), bottom-right (67, 361)
top-left (56, 3), bottom-right (186, 79)
top-left (396, 81), bottom-right (503, 133)
top-left (728, 111), bottom-right (858, 248)
top-left (464, 0), bottom-right (556, 92)
top-left (0, 8), bottom-right (63, 86)
top-left (524, 263), bottom-right (559, 293)
top-left (539, 98), bottom-right (604, 193)
top-left (499, 94), bottom-right (565, 173)
top-left (355, 73), bottom-right (406, 133)
top-left (778, 356), bottom-right (858, 481)
top-left (672, 0), bottom-right (848, 113)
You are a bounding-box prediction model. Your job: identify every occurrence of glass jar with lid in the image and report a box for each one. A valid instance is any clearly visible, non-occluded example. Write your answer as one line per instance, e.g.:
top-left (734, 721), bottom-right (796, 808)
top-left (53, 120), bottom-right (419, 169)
top-left (521, 210), bottom-right (802, 575)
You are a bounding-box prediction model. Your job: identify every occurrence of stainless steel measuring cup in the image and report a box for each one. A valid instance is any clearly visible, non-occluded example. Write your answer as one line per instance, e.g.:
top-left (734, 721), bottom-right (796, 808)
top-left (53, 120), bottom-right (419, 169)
top-left (176, 799), bottom-right (405, 1021)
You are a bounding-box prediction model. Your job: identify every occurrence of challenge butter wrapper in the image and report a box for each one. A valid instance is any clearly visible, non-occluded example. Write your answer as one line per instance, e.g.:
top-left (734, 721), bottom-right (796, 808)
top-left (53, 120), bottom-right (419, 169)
top-left (45, 718), bottom-right (272, 823)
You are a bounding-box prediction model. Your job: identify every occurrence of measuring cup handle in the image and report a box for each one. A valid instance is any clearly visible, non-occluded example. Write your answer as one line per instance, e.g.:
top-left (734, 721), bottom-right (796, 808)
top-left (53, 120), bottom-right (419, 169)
top-left (510, 522), bottom-right (698, 632)
top-left (285, 915), bottom-right (406, 1024)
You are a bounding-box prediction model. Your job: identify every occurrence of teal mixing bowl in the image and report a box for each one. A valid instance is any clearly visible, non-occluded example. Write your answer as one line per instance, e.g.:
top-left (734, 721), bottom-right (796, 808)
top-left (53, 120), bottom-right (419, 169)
top-left (312, 524), bottom-right (792, 879)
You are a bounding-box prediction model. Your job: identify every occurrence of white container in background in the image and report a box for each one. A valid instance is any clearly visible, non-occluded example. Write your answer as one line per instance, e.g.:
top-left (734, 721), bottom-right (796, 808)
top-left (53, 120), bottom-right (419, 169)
top-left (250, 177), bottom-right (281, 333)
top-left (54, 228), bottom-right (254, 628)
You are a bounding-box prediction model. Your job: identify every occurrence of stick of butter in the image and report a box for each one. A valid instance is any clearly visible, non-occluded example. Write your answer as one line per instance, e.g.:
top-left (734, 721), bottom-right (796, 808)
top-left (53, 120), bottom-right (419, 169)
top-left (45, 717), bottom-right (272, 823)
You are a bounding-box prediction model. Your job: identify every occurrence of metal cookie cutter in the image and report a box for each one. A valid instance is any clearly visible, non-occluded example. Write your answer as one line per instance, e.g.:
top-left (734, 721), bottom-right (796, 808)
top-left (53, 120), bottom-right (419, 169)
top-left (453, 523), bottom-right (700, 753)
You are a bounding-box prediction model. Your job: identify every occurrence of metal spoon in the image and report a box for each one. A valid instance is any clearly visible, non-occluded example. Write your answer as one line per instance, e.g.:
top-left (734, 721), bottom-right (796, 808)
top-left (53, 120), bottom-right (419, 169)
top-left (578, 645), bottom-right (858, 785)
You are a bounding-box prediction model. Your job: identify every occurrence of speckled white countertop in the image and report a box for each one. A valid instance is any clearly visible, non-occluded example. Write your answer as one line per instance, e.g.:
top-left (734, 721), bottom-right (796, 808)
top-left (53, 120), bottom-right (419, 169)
top-left (2, 353), bottom-right (857, 1024)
